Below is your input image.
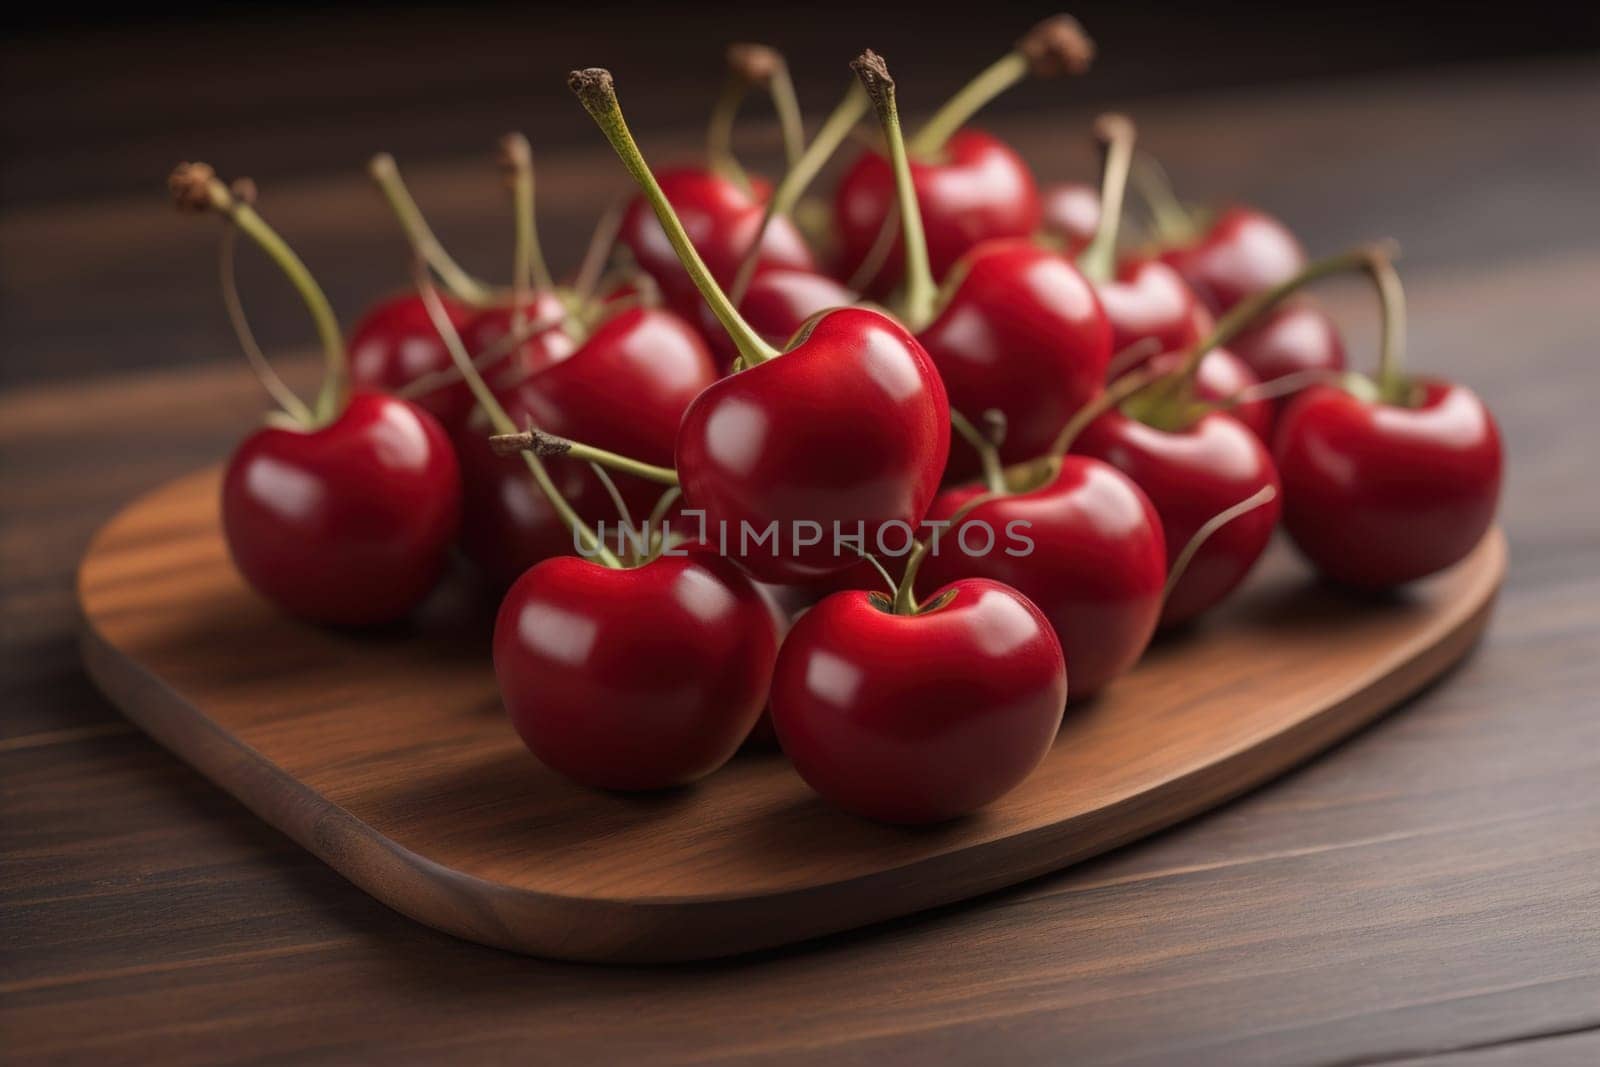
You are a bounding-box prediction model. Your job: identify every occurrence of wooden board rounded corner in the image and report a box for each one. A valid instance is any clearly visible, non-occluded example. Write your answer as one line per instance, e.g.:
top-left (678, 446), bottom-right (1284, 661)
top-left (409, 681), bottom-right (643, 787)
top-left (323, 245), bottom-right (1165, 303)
top-left (76, 467), bottom-right (1505, 962)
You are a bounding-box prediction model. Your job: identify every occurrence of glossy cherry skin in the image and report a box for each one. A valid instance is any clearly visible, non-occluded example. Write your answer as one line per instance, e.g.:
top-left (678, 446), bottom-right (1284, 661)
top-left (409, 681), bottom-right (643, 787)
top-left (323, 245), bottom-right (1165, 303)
top-left (494, 550), bottom-right (779, 791)
top-left (1095, 258), bottom-right (1207, 359)
top-left (1274, 380), bottom-right (1502, 588)
top-left (677, 306), bottom-right (949, 584)
top-left (1072, 408), bottom-right (1281, 628)
top-left (833, 129), bottom-right (1041, 297)
top-left (455, 306), bottom-right (715, 586)
top-left (1228, 300), bottom-right (1346, 385)
top-left (918, 239), bottom-right (1111, 482)
top-left (1159, 206), bottom-right (1306, 315)
top-left (619, 168), bottom-right (814, 322)
top-left (771, 579), bottom-right (1065, 823)
top-left (1040, 180), bottom-right (1101, 255)
top-left (696, 267), bottom-right (858, 373)
top-left (222, 392), bottom-right (462, 625)
top-left (348, 292), bottom-right (478, 429)
top-left (916, 458), bottom-right (1167, 701)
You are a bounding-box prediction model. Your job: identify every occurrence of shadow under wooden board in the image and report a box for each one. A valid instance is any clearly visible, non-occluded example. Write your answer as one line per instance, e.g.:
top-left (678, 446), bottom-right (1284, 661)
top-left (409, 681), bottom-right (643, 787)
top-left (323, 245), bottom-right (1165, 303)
top-left (78, 467), bottom-right (1505, 963)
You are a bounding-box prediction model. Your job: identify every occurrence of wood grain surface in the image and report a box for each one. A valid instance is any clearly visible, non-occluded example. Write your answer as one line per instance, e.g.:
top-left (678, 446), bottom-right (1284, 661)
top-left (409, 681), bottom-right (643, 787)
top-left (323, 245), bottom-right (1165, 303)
top-left (4, 51), bottom-right (1599, 1064)
top-left (75, 467), bottom-right (1504, 961)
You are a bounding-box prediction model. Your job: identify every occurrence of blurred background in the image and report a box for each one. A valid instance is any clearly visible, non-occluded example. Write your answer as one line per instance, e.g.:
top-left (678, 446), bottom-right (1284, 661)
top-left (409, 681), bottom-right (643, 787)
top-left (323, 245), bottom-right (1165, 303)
top-left (3, 2), bottom-right (1597, 388)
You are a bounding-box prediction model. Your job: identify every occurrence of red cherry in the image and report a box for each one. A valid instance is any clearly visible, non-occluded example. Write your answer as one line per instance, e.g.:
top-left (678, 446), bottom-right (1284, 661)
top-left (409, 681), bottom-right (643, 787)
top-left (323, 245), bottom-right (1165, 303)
top-left (1272, 249), bottom-right (1500, 587)
top-left (1071, 407), bottom-right (1280, 628)
top-left (831, 16), bottom-right (1094, 296)
top-left (494, 549), bottom-right (778, 790)
top-left (1275, 381), bottom-right (1501, 587)
top-left (1159, 205), bottom-right (1306, 315)
top-left (1040, 180), bottom-right (1101, 255)
top-left (919, 240), bottom-right (1111, 480)
top-left (224, 392), bottom-right (462, 625)
top-left (834, 130), bottom-right (1041, 296)
top-left (457, 306), bottom-right (715, 585)
top-left (916, 457), bottom-right (1166, 700)
top-left (695, 266), bottom-right (857, 372)
top-left (771, 578), bottom-right (1066, 823)
top-left (619, 168), bottom-right (813, 321)
top-left (173, 163), bottom-right (464, 626)
top-left (569, 68), bottom-right (950, 584)
top-left (675, 306), bottom-right (949, 582)
top-left (1228, 300), bottom-right (1346, 384)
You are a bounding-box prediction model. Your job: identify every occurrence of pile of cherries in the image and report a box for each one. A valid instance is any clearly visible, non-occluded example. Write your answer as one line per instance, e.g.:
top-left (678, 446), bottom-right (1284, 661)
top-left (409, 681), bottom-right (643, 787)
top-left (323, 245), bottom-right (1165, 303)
top-left (169, 16), bottom-right (1502, 824)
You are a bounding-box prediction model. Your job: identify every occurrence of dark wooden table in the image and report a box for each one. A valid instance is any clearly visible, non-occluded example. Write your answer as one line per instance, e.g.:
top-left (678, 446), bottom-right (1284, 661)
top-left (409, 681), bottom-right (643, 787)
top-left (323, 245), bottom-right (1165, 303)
top-left (4, 56), bottom-right (1599, 1065)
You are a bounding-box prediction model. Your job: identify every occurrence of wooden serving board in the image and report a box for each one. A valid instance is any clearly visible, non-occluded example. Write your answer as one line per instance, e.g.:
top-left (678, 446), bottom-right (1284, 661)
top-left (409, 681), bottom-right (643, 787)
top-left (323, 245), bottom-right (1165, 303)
top-left (78, 467), bottom-right (1505, 963)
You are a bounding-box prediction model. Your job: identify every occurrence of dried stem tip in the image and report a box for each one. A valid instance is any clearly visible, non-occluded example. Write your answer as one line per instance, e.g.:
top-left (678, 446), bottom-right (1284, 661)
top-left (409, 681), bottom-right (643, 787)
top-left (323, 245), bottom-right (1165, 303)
top-left (489, 428), bottom-right (572, 458)
top-left (498, 132), bottom-right (532, 184)
top-left (727, 42), bottom-right (782, 86)
top-left (1018, 14), bottom-right (1096, 77)
top-left (1093, 112), bottom-right (1135, 147)
top-left (169, 161), bottom-right (220, 213)
top-left (568, 68), bottom-right (616, 115)
top-left (850, 49), bottom-right (895, 115)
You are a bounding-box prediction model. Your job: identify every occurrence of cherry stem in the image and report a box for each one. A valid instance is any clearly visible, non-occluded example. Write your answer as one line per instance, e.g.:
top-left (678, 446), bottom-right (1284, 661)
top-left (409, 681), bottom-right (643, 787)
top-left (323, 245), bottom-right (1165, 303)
top-left (499, 134), bottom-right (556, 311)
top-left (1078, 113), bottom-right (1136, 284)
top-left (489, 427), bottom-right (680, 487)
top-left (707, 77), bottom-right (754, 192)
top-left (1047, 363), bottom-right (1167, 458)
top-left (572, 200), bottom-right (624, 305)
top-left (853, 50), bottom-right (938, 330)
top-left (645, 486), bottom-right (682, 558)
top-left (1161, 485), bottom-right (1277, 603)
top-left (893, 489), bottom-right (1002, 615)
top-left (843, 201), bottom-right (902, 294)
top-left (217, 224), bottom-right (315, 426)
top-left (571, 68), bottom-right (781, 367)
top-left (1162, 244), bottom-right (1391, 403)
top-left (950, 407), bottom-right (1007, 494)
top-left (1104, 336), bottom-right (1164, 381)
top-left (907, 14), bottom-right (1094, 159)
top-left (729, 83), bottom-right (870, 304)
top-left (589, 462), bottom-right (636, 537)
top-left (413, 261), bottom-right (619, 567)
top-left (1130, 153), bottom-right (1198, 246)
top-left (1366, 246), bottom-right (1409, 403)
top-left (726, 43), bottom-right (808, 171)
top-left (368, 153), bottom-right (498, 306)
top-left (171, 164), bottom-right (348, 426)
top-left (1224, 367), bottom-right (1350, 408)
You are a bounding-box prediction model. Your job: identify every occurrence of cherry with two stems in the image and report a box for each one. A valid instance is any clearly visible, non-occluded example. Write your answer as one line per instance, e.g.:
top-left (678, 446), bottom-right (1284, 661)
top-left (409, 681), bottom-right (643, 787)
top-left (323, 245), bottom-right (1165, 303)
top-left (170, 164), bottom-right (462, 626)
top-left (833, 14), bottom-right (1095, 296)
top-left (853, 50), bottom-right (1111, 484)
top-left (1274, 248), bottom-right (1502, 587)
top-left (617, 44), bottom-right (816, 325)
top-left (415, 272), bottom-right (779, 790)
top-left (770, 521), bottom-right (1067, 824)
top-left (558, 67), bottom-right (949, 585)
